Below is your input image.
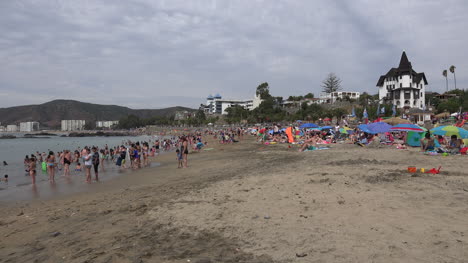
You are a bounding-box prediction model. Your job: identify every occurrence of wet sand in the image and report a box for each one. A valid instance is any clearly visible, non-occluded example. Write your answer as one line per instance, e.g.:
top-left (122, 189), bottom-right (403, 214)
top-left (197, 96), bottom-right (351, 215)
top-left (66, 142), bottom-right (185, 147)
top-left (1, 137), bottom-right (468, 262)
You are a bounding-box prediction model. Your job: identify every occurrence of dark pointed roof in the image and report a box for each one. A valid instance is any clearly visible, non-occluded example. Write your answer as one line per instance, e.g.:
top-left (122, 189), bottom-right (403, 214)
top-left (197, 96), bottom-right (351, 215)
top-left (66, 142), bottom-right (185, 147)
top-left (398, 51), bottom-right (412, 72)
top-left (376, 51), bottom-right (428, 86)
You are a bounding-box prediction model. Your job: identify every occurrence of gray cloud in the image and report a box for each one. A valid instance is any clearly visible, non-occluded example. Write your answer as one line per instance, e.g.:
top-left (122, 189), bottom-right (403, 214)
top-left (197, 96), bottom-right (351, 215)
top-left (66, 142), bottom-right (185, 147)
top-left (0, 0), bottom-right (467, 109)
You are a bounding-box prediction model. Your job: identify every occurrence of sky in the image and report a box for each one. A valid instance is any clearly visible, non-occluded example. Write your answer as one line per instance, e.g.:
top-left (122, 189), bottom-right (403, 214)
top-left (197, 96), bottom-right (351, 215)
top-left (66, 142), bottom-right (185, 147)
top-left (0, 0), bottom-right (467, 109)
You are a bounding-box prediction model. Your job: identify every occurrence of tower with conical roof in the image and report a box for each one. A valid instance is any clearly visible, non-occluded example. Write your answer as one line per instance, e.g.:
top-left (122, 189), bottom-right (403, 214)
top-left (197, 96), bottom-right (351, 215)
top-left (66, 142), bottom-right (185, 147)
top-left (376, 51), bottom-right (428, 110)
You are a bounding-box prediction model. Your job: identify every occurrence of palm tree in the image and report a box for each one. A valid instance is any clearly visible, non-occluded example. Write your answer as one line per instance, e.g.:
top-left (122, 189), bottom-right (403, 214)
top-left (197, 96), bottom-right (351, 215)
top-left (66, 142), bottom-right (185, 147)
top-left (449, 65), bottom-right (456, 90)
top-left (442, 69), bottom-right (448, 92)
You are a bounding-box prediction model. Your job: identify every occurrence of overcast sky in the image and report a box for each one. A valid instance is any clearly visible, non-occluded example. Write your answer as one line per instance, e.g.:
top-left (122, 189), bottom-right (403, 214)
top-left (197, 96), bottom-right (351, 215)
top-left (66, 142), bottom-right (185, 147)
top-left (0, 0), bottom-right (466, 109)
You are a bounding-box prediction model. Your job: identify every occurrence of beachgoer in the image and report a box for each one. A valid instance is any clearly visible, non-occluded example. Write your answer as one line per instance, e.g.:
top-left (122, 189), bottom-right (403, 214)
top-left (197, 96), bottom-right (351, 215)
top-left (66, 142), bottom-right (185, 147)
top-left (46, 151), bottom-right (56, 182)
top-left (29, 157), bottom-right (36, 184)
top-left (1, 175), bottom-right (8, 182)
top-left (63, 150), bottom-right (71, 176)
top-left (92, 147), bottom-right (100, 181)
top-left (176, 149), bottom-right (182, 168)
top-left (420, 132), bottom-right (435, 151)
top-left (75, 162), bottom-right (82, 172)
top-left (448, 135), bottom-right (462, 154)
top-left (182, 137), bottom-right (189, 168)
top-left (84, 149), bottom-right (93, 183)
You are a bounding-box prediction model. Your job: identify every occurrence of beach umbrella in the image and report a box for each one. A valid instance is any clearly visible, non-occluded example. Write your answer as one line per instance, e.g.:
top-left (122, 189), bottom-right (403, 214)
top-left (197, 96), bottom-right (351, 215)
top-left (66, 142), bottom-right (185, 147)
top-left (308, 127), bottom-right (322, 131)
top-left (339, 127), bottom-right (353, 134)
top-left (430, 126), bottom-right (468, 139)
top-left (358, 124), bottom-right (376, 134)
top-left (323, 117), bottom-right (331, 121)
top-left (321, 126), bottom-right (333, 129)
top-left (390, 124), bottom-right (425, 132)
top-left (435, 112), bottom-right (450, 118)
top-left (367, 122), bottom-right (392, 134)
top-left (382, 117), bottom-right (411, 125)
top-left (300, 123), bottom-right (319, 129)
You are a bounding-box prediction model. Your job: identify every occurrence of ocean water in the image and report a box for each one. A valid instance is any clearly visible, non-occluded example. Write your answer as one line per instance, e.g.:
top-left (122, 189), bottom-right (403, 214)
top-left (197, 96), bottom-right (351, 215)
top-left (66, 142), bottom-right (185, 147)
top-left (0, 135), bottom-right (165, 201)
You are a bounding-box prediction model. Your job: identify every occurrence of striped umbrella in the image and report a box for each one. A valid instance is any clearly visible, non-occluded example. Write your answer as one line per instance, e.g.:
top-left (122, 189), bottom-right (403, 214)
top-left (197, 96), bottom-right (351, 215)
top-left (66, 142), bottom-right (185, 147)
top-left (390, 124), bottom-right (425, 133)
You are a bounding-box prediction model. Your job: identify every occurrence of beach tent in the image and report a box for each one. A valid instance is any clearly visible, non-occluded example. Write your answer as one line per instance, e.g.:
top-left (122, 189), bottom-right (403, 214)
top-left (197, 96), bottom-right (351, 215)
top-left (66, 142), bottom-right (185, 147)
top-left (406, 131), bottom-right (422, 147)
top-left (300, 123), bottom-right (319, 129)
top-left (367, 122), bottom-right (392, 134)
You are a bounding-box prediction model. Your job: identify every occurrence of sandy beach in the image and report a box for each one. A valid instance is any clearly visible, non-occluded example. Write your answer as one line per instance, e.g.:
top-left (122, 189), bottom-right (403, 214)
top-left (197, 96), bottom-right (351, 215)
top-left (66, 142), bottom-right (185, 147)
top-left (1, 137), bottom-right (468, 263)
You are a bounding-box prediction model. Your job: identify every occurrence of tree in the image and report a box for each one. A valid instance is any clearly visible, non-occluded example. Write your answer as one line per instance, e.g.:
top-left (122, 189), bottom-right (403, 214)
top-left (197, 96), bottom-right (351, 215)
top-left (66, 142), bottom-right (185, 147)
top-left (304, 93), bottom-right (314, 99)
top-left (443, 69), bottom-right (448, 92)
top-left (449, 65), bottom-right (456, 90)
top-left (256, 82), bottom-right (271, 99)
top-left (321, 73), bottom-right (342, 93)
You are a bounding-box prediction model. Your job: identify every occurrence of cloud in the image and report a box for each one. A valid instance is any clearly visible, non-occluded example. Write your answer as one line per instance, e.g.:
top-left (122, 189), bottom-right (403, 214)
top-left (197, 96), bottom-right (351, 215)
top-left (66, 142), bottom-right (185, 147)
top-left (0, 0), bottom-right (467, 109)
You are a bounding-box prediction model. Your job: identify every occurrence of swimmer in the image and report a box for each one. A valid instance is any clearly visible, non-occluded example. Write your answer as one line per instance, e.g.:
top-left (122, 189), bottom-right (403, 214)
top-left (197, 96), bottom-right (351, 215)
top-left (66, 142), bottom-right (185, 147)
top-left (1, 174), bottom-right (8, 182)
top-left (3, 161), bottom-right (8, 166)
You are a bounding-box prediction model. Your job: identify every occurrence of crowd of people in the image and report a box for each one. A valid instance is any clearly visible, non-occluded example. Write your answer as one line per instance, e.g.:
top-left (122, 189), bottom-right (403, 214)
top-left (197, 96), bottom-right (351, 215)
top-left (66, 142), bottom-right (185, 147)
top-left (252, 119), bottom-right (467, 155)
top-left (18, 134), bottom-right (209, 185)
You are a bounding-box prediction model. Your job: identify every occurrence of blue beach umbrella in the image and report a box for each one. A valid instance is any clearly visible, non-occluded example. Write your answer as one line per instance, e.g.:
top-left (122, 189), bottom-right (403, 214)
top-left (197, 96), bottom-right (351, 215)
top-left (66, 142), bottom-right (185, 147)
top-left (367, 122), bottom-right (392, 134)
top-left (321, 126), bottom-right (333, 129)
top-left (358, 124), bottom-right (376, 134)
top-left (300, 123), bottom-right (319, 129)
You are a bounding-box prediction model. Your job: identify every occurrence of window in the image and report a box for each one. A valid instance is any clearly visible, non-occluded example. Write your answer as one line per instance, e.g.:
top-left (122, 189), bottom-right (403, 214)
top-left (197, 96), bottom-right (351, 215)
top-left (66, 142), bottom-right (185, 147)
top-left (400, 76), bottom-right (402, 79)
top-left (400, 83), bottom-right (402, 88)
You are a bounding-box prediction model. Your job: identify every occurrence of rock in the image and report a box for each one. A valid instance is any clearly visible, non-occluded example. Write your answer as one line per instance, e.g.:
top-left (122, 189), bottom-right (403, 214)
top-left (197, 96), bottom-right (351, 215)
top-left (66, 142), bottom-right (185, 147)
top-left (17, 211), bottom-right (24, 216)
top-left (51, 232), bottom-right (61, 237)
top-left (296, 253), bottom-right (308, 257)
top-left (264, 216), bottom-right (271, 219)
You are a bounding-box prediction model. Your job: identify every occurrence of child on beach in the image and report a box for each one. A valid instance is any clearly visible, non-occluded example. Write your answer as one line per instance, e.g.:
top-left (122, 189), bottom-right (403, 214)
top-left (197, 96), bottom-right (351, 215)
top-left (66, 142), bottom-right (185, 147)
top-left (176, 149), bottom-right (182, 168)
top-left (75, 162), bottom-right (82, 172)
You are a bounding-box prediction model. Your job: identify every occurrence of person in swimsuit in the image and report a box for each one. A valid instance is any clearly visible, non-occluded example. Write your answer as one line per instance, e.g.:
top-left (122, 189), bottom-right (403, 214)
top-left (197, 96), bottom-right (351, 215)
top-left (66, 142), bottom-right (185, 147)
top-left (29, 157), bottom-right (36, 184)
top-left (84, 148), bottom-right (92, 183)
top-left (63, 150), bottom-right (72, 176)
top-left (182, 137), bottom-right (189, 168)
top-left (47, 151), bottom-right (55, 182)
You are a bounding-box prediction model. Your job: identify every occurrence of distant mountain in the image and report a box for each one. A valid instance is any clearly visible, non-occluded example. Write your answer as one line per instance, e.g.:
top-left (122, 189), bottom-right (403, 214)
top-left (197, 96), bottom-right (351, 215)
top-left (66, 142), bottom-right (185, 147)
top-left (0, 100), bottom-right (194, 128)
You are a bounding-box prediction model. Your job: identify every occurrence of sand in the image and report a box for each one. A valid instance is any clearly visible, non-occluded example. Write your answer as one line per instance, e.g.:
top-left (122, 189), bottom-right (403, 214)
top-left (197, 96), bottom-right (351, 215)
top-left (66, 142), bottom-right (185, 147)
top-left (1, 137), bottom-right (468, 263)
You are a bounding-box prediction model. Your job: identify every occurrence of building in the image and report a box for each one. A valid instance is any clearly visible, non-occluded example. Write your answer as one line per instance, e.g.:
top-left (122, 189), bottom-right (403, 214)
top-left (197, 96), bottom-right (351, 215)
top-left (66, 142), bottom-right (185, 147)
top-left (96, 120), bottom-right (119, 129)
top-left (377, 51), bottom-right (428, 109)
top-left (202, 94), bottom-right (258, 115)
top-left (319, 91), bottom-right (361, 103)
top-left (61, 120), bottom-right (86, 131)
top-left (19, 122), bottom-right (39, 132)
top-left (6, 125), bottom-right (18, 132)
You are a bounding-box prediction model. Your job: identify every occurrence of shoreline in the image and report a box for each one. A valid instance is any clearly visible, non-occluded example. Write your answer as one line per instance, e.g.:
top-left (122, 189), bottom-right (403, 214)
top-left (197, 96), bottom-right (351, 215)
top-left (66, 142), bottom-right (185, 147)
top-left (1, 137), bottom-right (467, 262)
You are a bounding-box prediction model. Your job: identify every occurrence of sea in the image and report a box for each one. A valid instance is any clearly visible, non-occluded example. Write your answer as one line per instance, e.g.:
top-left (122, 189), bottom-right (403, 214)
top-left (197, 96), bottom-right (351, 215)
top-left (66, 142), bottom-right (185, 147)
top-left (0, 134), bottom-right (165, 201)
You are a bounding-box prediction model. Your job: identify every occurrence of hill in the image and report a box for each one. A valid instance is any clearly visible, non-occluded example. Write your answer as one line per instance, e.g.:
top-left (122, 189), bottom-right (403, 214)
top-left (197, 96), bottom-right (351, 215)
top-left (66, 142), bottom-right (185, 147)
top-left (0, 100), bottom-right (194, 128)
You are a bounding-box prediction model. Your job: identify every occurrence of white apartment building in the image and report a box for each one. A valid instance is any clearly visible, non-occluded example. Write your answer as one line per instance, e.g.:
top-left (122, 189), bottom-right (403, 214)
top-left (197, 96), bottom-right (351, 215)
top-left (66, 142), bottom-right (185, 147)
top-left (377, 51), bottom-right (427, 109)
top-left (96, 120), bottom-right (119, 128)
top-left (6, 125), bottom-right (18, 132)
top-left (203, 94), bottom-right (259, 115)
top-left (61, 120), bottom-right (86, 131)
top-left (19, 122), bottom-right (40, 132)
